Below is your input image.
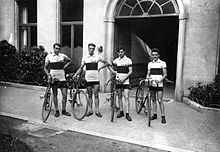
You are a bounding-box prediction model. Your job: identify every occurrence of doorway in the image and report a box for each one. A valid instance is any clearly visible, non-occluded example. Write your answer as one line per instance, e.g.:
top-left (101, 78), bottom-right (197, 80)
top-left (114, 17), bottom-right (179, 99)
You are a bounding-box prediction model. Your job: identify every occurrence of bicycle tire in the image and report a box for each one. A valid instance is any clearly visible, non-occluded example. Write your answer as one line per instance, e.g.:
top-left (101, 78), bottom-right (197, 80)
top-left (135, 86), bottom-right (144, 113)
top-left (42, 87), bottom-right (52, 122)
top-left (72, 90), bottom-right (88, 120)
top-left (110, 90), bottom-right (116, 122)
top-left (147, 94), bottom-right (151, 127)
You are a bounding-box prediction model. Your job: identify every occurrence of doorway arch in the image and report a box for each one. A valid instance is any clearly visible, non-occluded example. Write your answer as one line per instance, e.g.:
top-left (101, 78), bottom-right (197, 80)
top-left (103, 0), bottom-right (187, 102)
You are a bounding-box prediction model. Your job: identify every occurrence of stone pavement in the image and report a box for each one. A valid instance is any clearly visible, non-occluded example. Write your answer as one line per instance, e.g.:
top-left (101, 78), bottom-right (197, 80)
top-left (0, 82), bottom-right (220, 152)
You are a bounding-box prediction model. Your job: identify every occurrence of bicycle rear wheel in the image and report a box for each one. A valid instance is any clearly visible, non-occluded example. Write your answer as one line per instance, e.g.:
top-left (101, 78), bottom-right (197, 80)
top-left (72, 90), bottom-right (88, 120)
top-left (110, 91), bottom-right (116, 122)
top-left (135, 86), bottom-right (144, 113)
top-left (147, 94), bottom-right (151, 127)
top-left (42, 87), bottom-right (53, 122)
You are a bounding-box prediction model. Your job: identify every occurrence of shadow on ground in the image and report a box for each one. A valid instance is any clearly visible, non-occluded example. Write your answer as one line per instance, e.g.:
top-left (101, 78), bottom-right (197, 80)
top-left (0, 115), bottom-right (169, 152)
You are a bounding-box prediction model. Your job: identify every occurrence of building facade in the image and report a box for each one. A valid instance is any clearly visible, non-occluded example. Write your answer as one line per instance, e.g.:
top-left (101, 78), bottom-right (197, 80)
top-left (0, 0), bottom-right (219, 102)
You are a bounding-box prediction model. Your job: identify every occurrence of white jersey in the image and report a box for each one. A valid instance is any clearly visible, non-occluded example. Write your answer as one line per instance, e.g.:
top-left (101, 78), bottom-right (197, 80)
top-left (45, 53), bottom-right (68, 81)
top-left (82, 54), bottom-right (104, 82)
top-left (113, 55), bottom-right (132, 85)
top-left (148, 58), bottom-right (167, 87)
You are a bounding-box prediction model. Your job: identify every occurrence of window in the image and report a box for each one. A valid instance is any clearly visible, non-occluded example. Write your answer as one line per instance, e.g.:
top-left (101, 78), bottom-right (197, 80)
top-left (18, 0), bottom-right (37, 51)
top-left (116, 0), bottom-right (179, 18)
top-left (60, 0), bottom-right (83, 68)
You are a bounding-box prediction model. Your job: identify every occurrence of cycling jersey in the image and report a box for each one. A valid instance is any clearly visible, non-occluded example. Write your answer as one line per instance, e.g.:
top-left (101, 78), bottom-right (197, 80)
top-left (148, 58), bottom-right (166, 87)
top-left (113, 55), bottom-right (132, 85)
top-left (45, 53), bottom-right (68, 81)
top-left (82, 54), bottom-right (104, 82)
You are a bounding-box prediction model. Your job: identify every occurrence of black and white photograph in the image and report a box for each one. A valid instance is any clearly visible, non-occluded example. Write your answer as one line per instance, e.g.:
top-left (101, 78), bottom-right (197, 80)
top-left (0, 0), bottom-right (220, 151)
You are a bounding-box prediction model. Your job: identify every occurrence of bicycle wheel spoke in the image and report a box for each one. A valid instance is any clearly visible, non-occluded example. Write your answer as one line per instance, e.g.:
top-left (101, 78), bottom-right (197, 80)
top-left (42, 89), bottom-right (52, 122)
top-left (135, 87), bottom-right (144, 113)
top-left (72, 90), bottom-right (88, 120)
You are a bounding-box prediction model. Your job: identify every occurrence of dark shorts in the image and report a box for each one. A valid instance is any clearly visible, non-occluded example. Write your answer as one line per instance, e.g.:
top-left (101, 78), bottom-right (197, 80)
top-left (149, 86), bottom-right (163, 91)
top-left (86, 81), bottom-right (100, 87)
top-left (116, 84), bottom-right (131, 90)
top-left (51, 81), bottom-right (68, 88)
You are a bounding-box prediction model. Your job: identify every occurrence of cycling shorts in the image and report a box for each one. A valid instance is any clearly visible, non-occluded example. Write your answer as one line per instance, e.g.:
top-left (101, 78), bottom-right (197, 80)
top-left (86, 81), bottom-right (100, 87)
top-left (51, 80), bottom-right (68, 88)
top-left (149, 86), bottom-right (163, 91)
top-left (116, 84), bottom-right (131, 90)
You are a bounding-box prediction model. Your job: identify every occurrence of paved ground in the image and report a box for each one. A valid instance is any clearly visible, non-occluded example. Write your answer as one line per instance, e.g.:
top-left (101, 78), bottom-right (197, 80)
top-left (0, 82), bottom-right (220, 152)
top-left (0, 115), bottom-right (167, 152)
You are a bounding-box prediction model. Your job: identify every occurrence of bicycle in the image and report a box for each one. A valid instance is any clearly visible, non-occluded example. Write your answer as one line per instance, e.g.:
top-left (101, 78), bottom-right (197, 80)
top-left (135, 78), bottom-right (156, 127)
top-left (66, 74), bottom-right (88, 121)
top-left (41, 77), bottom-right (58, 123)
top-left (105, 76), bottom-right (121, 122)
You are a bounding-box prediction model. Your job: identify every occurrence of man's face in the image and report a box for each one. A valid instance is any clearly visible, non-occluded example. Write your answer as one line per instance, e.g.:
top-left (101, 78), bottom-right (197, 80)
top-left (152, 51), bottom-right (159, 61)
top-left (53, 45), bottom-right (61, 55)
top-left (88, 45), bottom-right (95, 55)
top-left (118, 49), bottom-right (125, 58)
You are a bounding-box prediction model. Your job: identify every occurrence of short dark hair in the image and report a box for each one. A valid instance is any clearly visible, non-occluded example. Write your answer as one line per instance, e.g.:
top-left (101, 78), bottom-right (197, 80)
top-left (117, 46), bottom-right (124, 52)
top-left (151, 48), bottom-right (160, 54)
top-left (88, 43), bottom-right (96, 47)
top-left (53, 43), bottom-right (61, 48)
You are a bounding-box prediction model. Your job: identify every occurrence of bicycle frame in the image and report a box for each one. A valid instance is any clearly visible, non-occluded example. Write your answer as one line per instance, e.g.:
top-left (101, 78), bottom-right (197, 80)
top-left (106, 77), bottom-right (121, 122)
top-left (136, 78), bottom-right (158, 127)
top-left (66, 74), bottom-right (88, 120)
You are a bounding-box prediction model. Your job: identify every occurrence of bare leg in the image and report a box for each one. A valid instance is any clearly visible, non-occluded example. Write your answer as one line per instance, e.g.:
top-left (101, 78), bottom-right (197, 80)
top-left (157, 91), bottom-right (165, 116)
top-left (87, 85), bottom-right (93, 113)
top-left (117, 88), bottom-right (123, 111)
top-left (150, 91), bottom-right (157, 114)
top-left (93, 84), bottom-right (100, 113)
top-left (124, 88), bottom-right (130, 113)
top-left (52, 86), bottom-right (58, 111)
top-left (60, 87), bottom-right (67, 111)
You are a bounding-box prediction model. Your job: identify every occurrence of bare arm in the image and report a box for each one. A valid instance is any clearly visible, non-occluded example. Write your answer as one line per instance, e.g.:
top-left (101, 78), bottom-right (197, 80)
top-left (63, 56), bottom-right (72, 70)
top-left (121, 66), bottom-right (132, 83)
top-left (160, 67), bottom-right (167, 82)
top-left (44, 62), bottom-right (50, 77)
top-left (107, 64), bottom-right (117, 75)
top-left (73, 62), bottom-right (85, 78)
top-left (146, 68), bottom-right (151, 78)
top-left (98, 60), bottom-right (110, 72)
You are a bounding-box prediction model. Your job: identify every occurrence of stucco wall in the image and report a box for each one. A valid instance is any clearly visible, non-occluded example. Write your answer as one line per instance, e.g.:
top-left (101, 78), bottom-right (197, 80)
top-left (183, 0), bottom-right (220, 95)
top-left (37, 0), bottom-right (58, 53)
top-left (83, 0), bottom-right (107, 54)
top-left (0, 0), bottom-right (15, 45)
top-left (83, 0), bottom-right (109, 89)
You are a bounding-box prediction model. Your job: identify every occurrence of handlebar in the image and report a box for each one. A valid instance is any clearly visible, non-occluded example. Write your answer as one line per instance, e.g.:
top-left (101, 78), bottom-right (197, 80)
top-left (139, 78), bottom-right (159, 87)
top-left (47, 76), bottom-right (60, 84)
top-left (106, 76), bottom-right (122, 86)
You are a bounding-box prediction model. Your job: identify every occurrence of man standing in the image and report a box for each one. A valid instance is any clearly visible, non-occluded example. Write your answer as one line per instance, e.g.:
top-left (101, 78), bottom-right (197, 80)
top-left (74, 43), bottom-right (108, 117)
top-left (146, 48), bottom-right (167, 124)
top-left (44, 43), bottom-right (72, 117)
top-left (108, 47), bottom-right (133, 121)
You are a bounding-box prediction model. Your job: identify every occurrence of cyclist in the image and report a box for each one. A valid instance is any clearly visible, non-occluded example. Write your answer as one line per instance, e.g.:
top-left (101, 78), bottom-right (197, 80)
top-left (73, 43), bottom-right (109, 118)
top-left (44, 43), bottom-right (72, 117)
top-left (107, 47), bottom-right (133, 121)
top-left (146, 48), bottom-right (167, 124)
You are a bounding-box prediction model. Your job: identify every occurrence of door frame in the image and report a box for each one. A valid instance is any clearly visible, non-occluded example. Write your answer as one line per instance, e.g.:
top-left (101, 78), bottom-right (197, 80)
top-left (103, 0), bottom-right (187, 102)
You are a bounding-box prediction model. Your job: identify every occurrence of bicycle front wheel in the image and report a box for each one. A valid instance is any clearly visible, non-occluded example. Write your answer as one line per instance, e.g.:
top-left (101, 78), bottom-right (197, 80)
top-left (42, 87), bottom-right (53, 122)
top-left (110, 91), bottom-right (116, 122)
top-left (72, 90), bottom-right (88, 120)
top-left (135, 86), bottom-right (144, 113)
